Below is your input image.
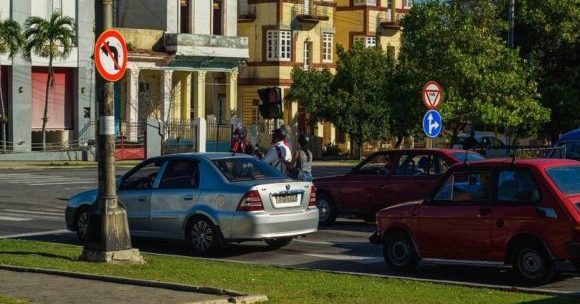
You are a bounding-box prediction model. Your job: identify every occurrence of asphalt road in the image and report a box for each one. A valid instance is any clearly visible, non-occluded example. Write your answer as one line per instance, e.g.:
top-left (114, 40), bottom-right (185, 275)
top-left (0, 165), bottom-right (579, 295)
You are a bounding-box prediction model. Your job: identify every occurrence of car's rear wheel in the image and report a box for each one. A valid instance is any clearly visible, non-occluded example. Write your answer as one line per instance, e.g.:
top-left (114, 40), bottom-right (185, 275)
top-left (75, 207), bottom-right (89, 244)
top-left (512, 242), bottom-right (554, 285)
top-left (316, 193), bottom-right (337, 225)
top-left (264, 237), bottom-right (293, 249)
top-left (383, 231), bottom-right (419, 271)
top-left (188, 216), bottom-right (224, 255)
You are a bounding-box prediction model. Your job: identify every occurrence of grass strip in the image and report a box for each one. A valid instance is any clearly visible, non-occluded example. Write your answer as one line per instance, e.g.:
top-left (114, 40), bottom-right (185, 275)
top-left (0, 239), bottom-right (575, 304)
top-left (0, 295), bottom-right (30, 304)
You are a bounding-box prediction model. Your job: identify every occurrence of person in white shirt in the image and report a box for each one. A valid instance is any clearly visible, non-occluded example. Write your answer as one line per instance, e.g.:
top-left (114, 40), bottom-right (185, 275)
top-left (262, 127), bottom-right (292, 173)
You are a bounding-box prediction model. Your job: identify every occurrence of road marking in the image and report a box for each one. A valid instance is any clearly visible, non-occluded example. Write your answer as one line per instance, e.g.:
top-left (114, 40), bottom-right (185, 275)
top-left (0, 216), bottom-right (31, 222)
top-left (3, 209), bottom-right (61, 216)
top-left (28, 181), bottom-right (95, 186)
top-left (0, 229), bottom-right (71, 239)
top-left (304, 253), bottom-right (383, 265)
top-left (295, 239), bottom-right (335, 245)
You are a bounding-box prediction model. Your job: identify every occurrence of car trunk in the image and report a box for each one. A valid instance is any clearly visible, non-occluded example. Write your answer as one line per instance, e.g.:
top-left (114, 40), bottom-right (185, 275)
top-left (252, 181), bottom-right (313, 215)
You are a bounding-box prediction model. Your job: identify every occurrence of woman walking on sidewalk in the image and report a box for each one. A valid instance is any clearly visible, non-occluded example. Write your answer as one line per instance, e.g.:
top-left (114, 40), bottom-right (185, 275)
top-left (292, 133), bottom-right (313, 181)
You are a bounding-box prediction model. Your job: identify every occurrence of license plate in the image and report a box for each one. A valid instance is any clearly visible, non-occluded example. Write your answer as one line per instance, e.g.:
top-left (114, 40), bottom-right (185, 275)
top-left (276, 194), bottom-right (298, 204)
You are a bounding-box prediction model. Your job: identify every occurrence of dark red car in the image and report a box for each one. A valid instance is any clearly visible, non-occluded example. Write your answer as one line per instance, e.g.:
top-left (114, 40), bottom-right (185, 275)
top-left (314, 149), bottom-right (484, 224)
top-left (372, 158), bottom-right (580, 284)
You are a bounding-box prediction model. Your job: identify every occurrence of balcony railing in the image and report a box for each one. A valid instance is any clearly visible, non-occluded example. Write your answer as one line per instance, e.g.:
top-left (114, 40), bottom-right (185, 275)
top-left (380, 10), bottom-right (403, 30)
top-left (164, 33), bottom-right (249, 59)
top-left (294, 2), bottom-right (330, 23)
top-left (238, 2), bottom-right (256, 21)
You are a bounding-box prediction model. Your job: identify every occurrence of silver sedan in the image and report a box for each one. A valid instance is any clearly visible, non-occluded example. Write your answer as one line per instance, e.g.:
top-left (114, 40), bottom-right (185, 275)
top-left (65, 153), bottom-right (319, 254)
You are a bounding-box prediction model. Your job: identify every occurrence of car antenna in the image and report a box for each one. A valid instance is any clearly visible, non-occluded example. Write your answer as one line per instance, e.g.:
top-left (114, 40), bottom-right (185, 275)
top-left (463, 147), bottom-right (469, 165)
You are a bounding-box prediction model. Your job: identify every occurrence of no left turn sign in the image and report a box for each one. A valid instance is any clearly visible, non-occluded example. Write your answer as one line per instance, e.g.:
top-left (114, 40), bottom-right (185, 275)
top-left (94, 29), bottom-right (127, 82)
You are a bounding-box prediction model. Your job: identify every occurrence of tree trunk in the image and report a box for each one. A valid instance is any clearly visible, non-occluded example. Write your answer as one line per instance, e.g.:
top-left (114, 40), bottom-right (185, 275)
top-left (0, 67), bottom-right (7, 152)
top-left (42, 56), bottom-right (53, 151)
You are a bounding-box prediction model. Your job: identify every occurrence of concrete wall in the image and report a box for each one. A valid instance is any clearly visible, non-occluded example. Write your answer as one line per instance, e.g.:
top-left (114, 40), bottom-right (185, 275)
top-left (76, 0), bottom-right (96, 141)
top-left (116, 0), bottom-right (168, 31)
top-left (116, 28), bottom-right (165, 50)
top-left (192, 0), bottom-right (211, 35)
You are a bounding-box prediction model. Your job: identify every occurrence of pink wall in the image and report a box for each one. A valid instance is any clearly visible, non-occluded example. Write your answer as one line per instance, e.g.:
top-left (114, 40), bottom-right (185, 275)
top-left (31, 68), bottom-right (74, 130)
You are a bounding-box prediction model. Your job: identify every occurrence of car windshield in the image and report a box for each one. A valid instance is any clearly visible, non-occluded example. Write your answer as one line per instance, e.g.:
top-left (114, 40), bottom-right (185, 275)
top-left (546, 166), bottom-right (580, 195)
top-left (212, 157), bottom-right (287, 182)
top-left (451, 152), bottom-right (485, 162)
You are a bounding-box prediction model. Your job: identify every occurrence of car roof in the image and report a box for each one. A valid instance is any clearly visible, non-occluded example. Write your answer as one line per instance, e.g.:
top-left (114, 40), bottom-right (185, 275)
top-left (451, 158), bottom-right (580, 170)
top-left (151, 152), bottom-right (255, 162)
top-left (557, 128), bottom-right (580, 144)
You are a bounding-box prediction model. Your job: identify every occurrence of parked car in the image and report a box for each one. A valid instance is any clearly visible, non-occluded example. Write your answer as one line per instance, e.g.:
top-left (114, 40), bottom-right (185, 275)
top-left (371, 158), bottom-right (580, 284)
top-left (314, 149), bottom-right (484, 224)
top-left (65, 153), bottom-right (319, 254)
top-left (552, 128), bottom-right (580, 161)
top-left (452, 131), bottom-right (507, 158)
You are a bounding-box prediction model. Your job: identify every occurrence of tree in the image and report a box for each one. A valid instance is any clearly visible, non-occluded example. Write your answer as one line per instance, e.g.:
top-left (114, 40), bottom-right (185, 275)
top-left (510, 0), bottom-right (580, 142)
top-left (0, 19), bottom-right (24, 152)
top-left (23, 11), bottom-right (76, 150)
top-left (395, 1), bottom-right (549, 143)
top-left (285, 67), bottom-right (334, 129)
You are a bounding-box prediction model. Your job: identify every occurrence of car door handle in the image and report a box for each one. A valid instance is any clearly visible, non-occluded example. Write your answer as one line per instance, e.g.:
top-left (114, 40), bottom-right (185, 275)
top-left (478, 208), bottom-right (491, 218)
top-left (183, 195), bottom-right (194, 201)
top-left (137, 196), bottom-right (147, 202)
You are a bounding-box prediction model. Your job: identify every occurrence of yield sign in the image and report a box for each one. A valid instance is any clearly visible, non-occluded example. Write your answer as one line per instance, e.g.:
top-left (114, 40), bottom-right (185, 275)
top-left (94, 29), bottom-right (128, 82)
top-left (422, 81), bottom-right (443, 109)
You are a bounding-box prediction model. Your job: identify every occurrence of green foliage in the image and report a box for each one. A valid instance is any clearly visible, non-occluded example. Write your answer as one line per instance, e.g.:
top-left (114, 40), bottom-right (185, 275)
top-left (286, 67), bottom-right (334, 126)
top-left (510, 0), bottom-right (580, 140)
top-left (396, 0), bottom-right (549, 137)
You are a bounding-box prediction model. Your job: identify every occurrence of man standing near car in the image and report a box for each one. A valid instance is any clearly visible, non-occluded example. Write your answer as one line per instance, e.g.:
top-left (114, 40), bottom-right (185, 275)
top-left (463, 130), bottom-right (479, 151)
top-left (262, 127), bottom-right (292, 173)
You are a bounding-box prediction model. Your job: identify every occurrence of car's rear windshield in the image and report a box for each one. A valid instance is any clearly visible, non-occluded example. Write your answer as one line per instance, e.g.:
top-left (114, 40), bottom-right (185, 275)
top-left (546, 166), bottom-right (580, 195)
top-left (451, 152), bottom-right (485, 162)
top-left (212, 157), bottom-right (286, 182)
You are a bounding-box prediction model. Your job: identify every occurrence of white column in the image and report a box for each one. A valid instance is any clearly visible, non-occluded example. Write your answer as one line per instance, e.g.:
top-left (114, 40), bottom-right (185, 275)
top-left (225, 70), bottom-right (238, 121)
top-left (181, 72), bottom-right (192, 120)
top-left (193, 71), bottom-right (206, 118)
top-left (127, 69), bottom-right (140, 142)
top-left (160, 70), bottom-right (173, 122)
top-left (194, 117), bottom-right (207, 152)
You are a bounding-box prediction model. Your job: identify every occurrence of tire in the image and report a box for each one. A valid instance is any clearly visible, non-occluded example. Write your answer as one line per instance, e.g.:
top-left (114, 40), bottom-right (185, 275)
top-left (265, 237), bottom-right (293, 249)
top-left (75, 207), bottom-right (89, 244)
top-left (571, 260), bottom-right (580, 272)
top-left (316, 193), bottom-right (337, 225)
top-left (188, 216), bottom-right (224, 255)
top-left (383, 231), bottom-right (419, 271)
top-left (512, 242), bottom-right (555, 285)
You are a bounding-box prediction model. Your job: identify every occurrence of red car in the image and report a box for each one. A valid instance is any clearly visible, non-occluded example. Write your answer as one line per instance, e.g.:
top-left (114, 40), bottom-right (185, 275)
top-left (372, 158), bottom-right (580, 284)
top-left (314, 149), bottom-right (484, 224)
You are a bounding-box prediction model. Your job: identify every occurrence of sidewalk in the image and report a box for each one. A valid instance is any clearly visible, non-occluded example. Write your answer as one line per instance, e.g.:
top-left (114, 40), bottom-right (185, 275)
top-left (0, 268), bottom-right (266, 304)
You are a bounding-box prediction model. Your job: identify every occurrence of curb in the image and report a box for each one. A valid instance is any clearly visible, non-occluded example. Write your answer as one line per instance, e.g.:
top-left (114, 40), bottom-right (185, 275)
top-left (143, 252), bottom-right (580, 299)
top-left (0, 264), bottom-right (268, 304)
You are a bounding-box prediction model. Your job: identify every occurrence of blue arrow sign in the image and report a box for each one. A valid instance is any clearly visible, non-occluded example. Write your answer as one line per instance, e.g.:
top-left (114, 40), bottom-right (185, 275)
top-left (423, 110), bottom-right (442, 138)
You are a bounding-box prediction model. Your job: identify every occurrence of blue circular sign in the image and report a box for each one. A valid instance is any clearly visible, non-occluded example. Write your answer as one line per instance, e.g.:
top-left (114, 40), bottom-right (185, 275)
top-left (423, 110), bottom-right (443, 138)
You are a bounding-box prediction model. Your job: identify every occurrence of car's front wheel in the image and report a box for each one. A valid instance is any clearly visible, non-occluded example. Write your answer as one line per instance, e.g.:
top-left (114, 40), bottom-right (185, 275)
top-left (188, 216), bottom-right (224, 255)
top-left (316, 193), bottom-right (337, 225)
top-left (383, 231), bottom-right (419, 271)
top-left (512, 242), bottom-right (554, 285)
top-left (265, 237), bottom-right (292, 249)
top-left (75, 207), bottom-right (89, 244)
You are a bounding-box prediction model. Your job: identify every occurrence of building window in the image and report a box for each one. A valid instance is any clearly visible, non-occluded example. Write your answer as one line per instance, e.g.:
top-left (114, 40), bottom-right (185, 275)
top-left (266, 30), bottom-right (292, 61)
top-left (353, 36), bottom-right (376, 48)
top-left (354, 0), bottom-right (377, 6)
top-left (387, 45), bottom-right (396, 57)
top-left (303, 41), bottom-right (311, 70)
top-left (322, 33), bottom-right (333, 63)
top-left (404, 0), bottom-right (413, 9)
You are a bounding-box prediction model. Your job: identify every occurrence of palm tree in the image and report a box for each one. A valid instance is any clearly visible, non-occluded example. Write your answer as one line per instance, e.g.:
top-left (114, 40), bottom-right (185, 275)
top-left (23, 11), bottom-right (75, 151)
top-left (0, 19), bottom-right (24, 152)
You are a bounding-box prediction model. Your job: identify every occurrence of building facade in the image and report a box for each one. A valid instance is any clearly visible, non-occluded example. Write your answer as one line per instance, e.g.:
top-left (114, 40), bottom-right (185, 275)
top-left (113, 0), bottom-right (248, 149)
top-left (0, 0), bottom-right (95, 152)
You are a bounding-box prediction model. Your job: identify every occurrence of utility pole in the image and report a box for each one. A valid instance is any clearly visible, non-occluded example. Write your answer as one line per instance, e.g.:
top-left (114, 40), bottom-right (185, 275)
top-left (508, 0), bottom-right (515, 48)
top-left (81, 0), bottom-right (143, 264)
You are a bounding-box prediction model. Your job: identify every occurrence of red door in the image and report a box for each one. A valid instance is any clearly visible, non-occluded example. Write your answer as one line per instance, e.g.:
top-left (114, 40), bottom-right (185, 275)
top-left (414, 170), bottom-right (494, 260)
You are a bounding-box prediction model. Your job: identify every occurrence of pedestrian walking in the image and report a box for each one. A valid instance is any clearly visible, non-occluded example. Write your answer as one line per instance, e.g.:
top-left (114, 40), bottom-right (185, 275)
top-left (291, 133), bottom-right (313, 181)
top-left (262, 127), bottom-right (292, 173)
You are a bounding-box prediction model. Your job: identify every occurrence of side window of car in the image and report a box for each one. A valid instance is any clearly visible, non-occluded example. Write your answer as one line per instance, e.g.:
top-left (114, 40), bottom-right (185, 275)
top-left (120, 161), bottom-right (164, 190)
top-left (430, 155), bottom-right (451, 175)
top-left (356, 154), bottom-right (391, 175)
top-left (159, 160), bottom-right (199, 189)
top-left (395, 154), bottom-right (431, 176)
top-left (497, 170), bottom-right (540, 203)
top-left (433, 171), bottom-right (492, 203)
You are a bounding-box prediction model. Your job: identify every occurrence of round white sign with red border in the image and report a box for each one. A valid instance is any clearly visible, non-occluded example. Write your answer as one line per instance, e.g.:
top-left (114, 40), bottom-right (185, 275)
top-left (422, 81), bottom-right (443, 109)
top-left (94, 29), bottom-right (128, 82)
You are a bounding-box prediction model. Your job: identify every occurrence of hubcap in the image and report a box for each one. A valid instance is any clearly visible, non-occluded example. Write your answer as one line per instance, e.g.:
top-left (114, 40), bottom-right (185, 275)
top-left (389, 240), bottom-right (410, 266)
top-left (520, 250), bottom-right (543, 278)
top-left (191, 221), bottom-right (214, 252)
top-left (77, 211), bottom-right (88, 239)
top-left (317, 199), bottom-right (330, 222)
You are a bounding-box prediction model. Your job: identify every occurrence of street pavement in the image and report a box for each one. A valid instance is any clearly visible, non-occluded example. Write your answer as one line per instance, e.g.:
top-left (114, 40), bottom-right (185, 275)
top-left (0, 164), bottom-right (579, 296)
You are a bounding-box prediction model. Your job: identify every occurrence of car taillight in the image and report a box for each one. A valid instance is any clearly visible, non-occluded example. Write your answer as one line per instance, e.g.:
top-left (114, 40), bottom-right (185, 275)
top-left (309, 185), bottom-right (317, 207)
top-left (237, 190), bottom-right (264, 211)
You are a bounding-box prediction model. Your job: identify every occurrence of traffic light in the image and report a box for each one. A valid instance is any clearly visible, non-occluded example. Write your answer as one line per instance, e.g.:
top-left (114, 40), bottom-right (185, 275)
top-left (257, 87), bottom-right (283, 119)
